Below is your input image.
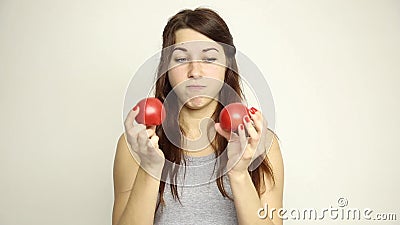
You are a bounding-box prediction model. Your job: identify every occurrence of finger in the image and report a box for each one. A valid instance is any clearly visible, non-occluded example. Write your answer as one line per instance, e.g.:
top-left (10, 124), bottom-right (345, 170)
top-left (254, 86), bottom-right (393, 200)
top-left (125, 124), bottom-right (146, 151)
top-left (149, 135), bottom-right (159, 149)
top-left (214, 123), bottom-right (232, 140)
top-left (264, 130), bottom-right (274, 153)
top-left (243, 115), bottom-right (258, 140)
top-left (237, 124), bottom-right (247, 151)
top-left (148, 136), bottom-right (165, 160)
top-left (249, 109), bottom-right (264, 133)
top-left (124, 106), bottom-right (140, 131)
top-left (250, 130), bottom-right (273, 172)
top-left (229, 131), bottom-right (240, 141)
top-left (137, 129), bottom-right (149, 151)
top-left (146, 125), bottom-right (156, 138)
top-left (248, 141), bottom-right (269, 171)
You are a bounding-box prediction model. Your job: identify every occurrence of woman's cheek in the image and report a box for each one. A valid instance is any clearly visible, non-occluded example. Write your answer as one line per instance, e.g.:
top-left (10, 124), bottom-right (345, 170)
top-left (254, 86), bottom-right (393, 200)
top-left (168, 73), bottom-right (182, 88)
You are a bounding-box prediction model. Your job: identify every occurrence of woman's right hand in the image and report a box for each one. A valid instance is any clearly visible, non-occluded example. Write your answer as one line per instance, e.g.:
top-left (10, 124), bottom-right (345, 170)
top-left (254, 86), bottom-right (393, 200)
top-left (124, 107), bottom-right (165, 176)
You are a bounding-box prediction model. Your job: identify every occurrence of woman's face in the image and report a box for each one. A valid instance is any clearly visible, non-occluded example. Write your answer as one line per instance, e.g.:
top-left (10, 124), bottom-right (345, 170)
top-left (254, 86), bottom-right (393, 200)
top-left (168, 28), bottom-right (227, 109)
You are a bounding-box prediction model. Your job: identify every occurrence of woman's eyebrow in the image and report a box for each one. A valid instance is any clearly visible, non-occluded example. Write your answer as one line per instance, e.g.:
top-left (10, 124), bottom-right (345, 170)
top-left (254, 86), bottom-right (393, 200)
top-left (172, 47), bottom-right (187, 52)
top-left (202, 47), bottom-right (219, 52)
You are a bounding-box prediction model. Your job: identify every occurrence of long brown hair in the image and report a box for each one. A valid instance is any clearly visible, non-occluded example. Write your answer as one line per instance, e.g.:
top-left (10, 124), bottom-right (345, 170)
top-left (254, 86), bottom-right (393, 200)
top-left (154, 8), bottom-right (275, 211)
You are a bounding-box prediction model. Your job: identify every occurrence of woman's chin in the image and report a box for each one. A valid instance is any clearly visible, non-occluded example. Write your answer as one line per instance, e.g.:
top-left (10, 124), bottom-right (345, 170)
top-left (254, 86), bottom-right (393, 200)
top-left (184, 96), bottom-right (216, 110)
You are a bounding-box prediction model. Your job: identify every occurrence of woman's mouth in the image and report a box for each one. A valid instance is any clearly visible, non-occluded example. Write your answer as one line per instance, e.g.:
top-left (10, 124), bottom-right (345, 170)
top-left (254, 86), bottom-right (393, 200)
top-left (187, 85), bottom-right (206, 91)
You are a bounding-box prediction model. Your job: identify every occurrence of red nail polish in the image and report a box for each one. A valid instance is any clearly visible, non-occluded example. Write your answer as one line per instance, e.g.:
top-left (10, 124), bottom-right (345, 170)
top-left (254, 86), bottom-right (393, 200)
top-left (133, 105), bottom-right (138, 111)
top-left (244, 116), bottom-right (251, 123)
top-left (239, 124), bottom-right (244, 130)
top-left (250, 107), bottom-right (258, 114)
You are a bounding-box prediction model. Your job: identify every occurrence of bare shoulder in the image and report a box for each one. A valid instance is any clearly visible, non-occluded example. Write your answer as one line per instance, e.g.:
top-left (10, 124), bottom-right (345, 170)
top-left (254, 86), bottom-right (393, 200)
top-left (262, 129), bottom-right (284, 188)
top-left (260, 129), bottom-right (284, 225)
top-left (113, 133), bottom-right (140, 193)
top-left (265, 129), bottom-right (284, 187)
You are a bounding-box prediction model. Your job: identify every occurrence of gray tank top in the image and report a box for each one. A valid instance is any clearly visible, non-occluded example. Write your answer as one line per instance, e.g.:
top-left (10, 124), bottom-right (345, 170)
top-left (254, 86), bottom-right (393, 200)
top-left (154, 153), bottom-right (238, 225)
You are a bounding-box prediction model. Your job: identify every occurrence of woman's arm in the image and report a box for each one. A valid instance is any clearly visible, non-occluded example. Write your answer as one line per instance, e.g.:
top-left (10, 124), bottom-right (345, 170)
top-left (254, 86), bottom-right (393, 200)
top-left (112, 134), bottom-right (139, 225)
top-left (112, 133), bottom-right (163, 225)
top-left (228, 133), bottom-right (284, 225)
top-left (215, 108), bottom-right (284, 225)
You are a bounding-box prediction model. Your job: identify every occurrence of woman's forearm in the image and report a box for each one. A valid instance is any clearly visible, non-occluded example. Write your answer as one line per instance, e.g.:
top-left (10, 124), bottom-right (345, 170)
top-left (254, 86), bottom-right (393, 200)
top-left (117, 167), bottom-right (162, 225)
top-left (229, 172), bottom-right (275, 225)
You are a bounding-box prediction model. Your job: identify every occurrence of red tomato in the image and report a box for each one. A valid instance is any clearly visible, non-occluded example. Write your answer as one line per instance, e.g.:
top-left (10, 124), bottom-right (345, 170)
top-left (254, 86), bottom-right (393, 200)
top-left (219, 103), bottom-right (250, 132)
top-left (134, 97), bottom-right (166, 126)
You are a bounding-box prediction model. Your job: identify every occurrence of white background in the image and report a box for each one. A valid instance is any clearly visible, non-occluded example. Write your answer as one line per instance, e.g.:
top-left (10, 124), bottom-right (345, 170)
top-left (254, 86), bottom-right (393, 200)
top-left (1, 0), bottom-right (399, 224)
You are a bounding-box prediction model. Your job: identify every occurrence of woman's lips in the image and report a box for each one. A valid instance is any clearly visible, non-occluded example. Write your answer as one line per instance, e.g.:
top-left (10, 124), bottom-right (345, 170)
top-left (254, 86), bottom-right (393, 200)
top-left (187, 85), bottom-right (206, 91)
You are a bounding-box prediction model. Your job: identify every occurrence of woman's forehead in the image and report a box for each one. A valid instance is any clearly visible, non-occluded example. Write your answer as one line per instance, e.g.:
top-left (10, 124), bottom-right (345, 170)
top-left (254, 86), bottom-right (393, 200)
top-left (174, 28), bottom-right (212, 43)
top-left (173, 29), bottom-right (224, 53)
top-left (171, 42), bottom-right (223, 54)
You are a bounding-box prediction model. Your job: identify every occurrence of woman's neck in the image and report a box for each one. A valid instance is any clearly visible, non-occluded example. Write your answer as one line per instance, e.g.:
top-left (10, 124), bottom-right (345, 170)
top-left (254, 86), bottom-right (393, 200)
top-left (176, 99), bottom-right (217, 157)
top-left (178, 99), bottom-right (218, 139)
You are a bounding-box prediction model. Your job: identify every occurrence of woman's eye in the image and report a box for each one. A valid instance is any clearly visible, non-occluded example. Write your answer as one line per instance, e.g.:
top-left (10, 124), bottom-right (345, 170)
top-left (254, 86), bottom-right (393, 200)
top-left (175, 58), bottom-right (188, 63)
top-left (203, 58), bottom-right (217, 63)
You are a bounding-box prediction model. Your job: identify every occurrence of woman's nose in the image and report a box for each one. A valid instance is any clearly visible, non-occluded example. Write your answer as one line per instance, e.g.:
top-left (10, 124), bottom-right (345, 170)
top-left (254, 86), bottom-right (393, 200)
top-left (188, 61), bottom-right (202, 78)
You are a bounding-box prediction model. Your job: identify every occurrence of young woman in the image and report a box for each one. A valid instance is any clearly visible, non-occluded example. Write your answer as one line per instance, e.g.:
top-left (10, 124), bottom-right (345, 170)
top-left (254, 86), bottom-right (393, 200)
top-left (113, 8), bottom-right (284, 225)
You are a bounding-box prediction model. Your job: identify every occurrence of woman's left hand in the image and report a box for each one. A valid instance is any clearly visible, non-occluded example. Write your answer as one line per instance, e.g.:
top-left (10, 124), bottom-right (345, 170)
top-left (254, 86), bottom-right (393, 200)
top-left (215, 108), bottom-right (272, 176)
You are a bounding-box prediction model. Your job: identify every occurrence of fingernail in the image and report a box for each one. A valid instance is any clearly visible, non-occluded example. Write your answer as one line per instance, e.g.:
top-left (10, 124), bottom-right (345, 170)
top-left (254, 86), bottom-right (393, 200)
top-left (239, 124), bottom-right (244, 130)
top-left (244, 116), bottom-right (251, 123)
top-left (250, 107), bottom-right (258, 114)
top-left (133, 105), bottom-right (138, 111)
